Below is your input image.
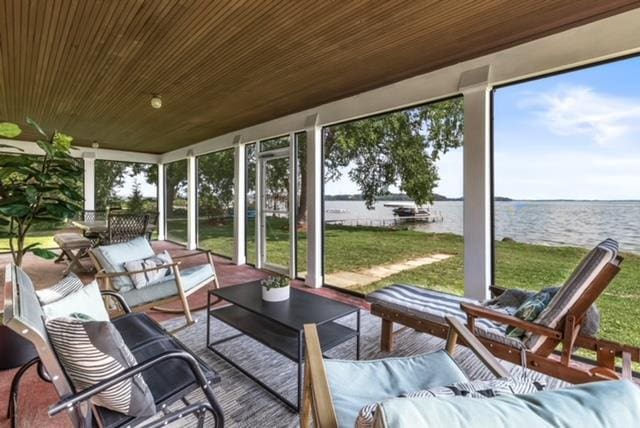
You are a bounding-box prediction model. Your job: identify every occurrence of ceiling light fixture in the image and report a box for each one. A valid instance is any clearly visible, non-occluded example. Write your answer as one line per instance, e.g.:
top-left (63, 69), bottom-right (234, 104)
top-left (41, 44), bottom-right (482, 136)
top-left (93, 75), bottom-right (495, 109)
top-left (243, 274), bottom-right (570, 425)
top-left (91, 141), bottom-right (99, 149)
top-left (150, 94), bottom-right (162, 109)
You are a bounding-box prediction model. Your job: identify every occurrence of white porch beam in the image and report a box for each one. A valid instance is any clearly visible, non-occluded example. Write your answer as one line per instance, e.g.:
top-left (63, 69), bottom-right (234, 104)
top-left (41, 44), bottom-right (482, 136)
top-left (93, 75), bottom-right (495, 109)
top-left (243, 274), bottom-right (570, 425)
top-left (186, 151), bottom-right (197, 250)
top-left (157, 163), bottom-right (166, 241)
top-left (305, 114), bottom-right (323, 288)
top-left (0, 138), bottom-right (160, 163)
top-left (82, 152), bottom-right (96, 211)
top-left (232, 137), bottom-right (246, 265)
top-left (461, 66), bottom-right (492, 301)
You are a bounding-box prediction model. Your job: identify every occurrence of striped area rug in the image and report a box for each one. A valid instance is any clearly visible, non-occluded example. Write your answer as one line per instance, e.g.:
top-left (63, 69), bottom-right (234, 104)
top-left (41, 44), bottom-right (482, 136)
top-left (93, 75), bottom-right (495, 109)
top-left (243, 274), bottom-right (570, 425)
top-left (160, 309), bottom-right (569, 427)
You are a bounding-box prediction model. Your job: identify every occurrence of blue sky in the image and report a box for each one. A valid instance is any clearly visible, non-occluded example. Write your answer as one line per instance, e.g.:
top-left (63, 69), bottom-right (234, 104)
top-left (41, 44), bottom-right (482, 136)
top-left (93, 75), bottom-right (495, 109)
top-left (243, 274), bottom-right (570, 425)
top-left (494, 56), bottom-right (640, 200)
top-left (326, 56), bottom-right (640, 200)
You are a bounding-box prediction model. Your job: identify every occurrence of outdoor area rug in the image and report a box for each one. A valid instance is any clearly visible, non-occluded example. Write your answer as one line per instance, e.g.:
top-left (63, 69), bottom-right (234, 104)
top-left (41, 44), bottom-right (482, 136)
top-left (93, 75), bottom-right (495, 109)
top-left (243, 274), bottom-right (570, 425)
top-left (161, 308), bottom-right (569, 427)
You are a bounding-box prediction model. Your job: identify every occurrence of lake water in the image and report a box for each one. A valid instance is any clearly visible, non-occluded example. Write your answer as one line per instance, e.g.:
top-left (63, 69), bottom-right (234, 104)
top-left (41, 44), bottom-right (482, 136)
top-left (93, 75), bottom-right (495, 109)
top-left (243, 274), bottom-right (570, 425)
top-left (324, 200), bottom-right (640, 254)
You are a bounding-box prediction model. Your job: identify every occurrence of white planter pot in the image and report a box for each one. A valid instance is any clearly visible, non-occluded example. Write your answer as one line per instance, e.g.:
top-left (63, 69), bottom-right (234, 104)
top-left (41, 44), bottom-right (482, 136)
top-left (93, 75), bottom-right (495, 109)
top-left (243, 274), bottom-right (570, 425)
top-left (262, 285), bottom-right (290, 302)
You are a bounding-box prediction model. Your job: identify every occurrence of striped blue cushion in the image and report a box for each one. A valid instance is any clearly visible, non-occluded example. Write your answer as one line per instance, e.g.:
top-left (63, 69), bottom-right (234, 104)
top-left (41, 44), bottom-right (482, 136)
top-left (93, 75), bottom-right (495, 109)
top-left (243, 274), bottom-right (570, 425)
top-left (525, 239), bottom-right (618, 352)
top-left (367, 285), bottom-right (523, 349)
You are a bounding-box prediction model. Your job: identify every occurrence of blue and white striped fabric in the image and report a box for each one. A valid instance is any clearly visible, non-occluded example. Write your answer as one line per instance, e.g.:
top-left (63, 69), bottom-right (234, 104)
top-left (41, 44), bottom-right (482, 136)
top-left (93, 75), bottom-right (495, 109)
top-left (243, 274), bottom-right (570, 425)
top-left (368, 285), bottom-right (524, 349)
top-left (525, 238), bottom-right (619, 352)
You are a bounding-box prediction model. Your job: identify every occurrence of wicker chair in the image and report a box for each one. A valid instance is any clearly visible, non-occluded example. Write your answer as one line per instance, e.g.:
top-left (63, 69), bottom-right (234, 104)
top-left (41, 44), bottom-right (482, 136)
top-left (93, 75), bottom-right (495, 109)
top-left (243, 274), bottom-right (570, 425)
top-left (104, 213), bottom-right (149, 245)
top-left (76, 210), bottom-right (107, 244)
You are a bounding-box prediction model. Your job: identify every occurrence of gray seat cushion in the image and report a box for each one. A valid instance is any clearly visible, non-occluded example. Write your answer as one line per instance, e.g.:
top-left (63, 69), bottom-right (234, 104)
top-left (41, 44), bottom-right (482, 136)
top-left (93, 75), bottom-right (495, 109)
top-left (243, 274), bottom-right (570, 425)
top-left (367, 284), bottom-right (524, 349)
top-left (325, 350), bottom-right (469, 427)
top-left (120, 264), bottom-right (214, 307)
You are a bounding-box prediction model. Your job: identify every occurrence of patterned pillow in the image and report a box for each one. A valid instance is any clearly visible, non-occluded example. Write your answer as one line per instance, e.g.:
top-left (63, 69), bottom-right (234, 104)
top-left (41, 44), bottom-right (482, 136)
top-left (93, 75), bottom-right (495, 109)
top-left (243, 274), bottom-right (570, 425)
top-left (506, 289), bottom-right (554, 338)
top-left (123, 250), bottom-right (173, 289)
top-left (355, 378), bottom-right (545, 428)
top-left (36, 273), bottom-right (85, 305)
top-left (46, 316), bottom-right (156, 417)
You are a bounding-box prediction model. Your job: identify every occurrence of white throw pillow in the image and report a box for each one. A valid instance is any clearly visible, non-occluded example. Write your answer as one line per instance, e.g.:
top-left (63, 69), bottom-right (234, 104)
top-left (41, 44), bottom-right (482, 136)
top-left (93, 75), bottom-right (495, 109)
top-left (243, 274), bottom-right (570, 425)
top-left (123, 250), bottom-right (173, 289)
top-left (36, 273), bottom-right (85, 305)
top-left (42, 280), bottom-right (110, 321)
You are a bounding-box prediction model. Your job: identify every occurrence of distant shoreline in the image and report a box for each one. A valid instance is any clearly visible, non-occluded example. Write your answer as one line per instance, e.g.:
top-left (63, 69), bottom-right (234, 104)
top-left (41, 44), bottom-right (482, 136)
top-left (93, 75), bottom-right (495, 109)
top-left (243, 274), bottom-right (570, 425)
top-left (324, 195), bottom-right (640, 203)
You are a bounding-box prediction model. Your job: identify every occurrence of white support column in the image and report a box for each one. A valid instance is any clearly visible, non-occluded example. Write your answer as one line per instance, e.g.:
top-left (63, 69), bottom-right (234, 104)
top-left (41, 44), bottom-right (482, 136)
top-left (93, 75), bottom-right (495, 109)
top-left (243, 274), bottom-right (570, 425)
top-left (187, 151), bottom-right (198, 250)
top-left (82, 153), bottom-right (96, 211)
top-left (461, 66), bottom-right (492, 301)
top-left (233, 137), bottom-right (246, 265)
top-left (305, 114), bottom-right (323, 288)
top-left (157, 163), bottom-right (166, 241)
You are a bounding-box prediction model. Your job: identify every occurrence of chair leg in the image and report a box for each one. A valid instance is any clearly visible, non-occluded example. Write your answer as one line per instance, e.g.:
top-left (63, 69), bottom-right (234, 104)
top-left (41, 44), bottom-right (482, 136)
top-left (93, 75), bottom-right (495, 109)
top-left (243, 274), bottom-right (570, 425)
top-left (381, 318), bottom-right (394, 352)
top-left (7, 357), bottom-right (41, 426)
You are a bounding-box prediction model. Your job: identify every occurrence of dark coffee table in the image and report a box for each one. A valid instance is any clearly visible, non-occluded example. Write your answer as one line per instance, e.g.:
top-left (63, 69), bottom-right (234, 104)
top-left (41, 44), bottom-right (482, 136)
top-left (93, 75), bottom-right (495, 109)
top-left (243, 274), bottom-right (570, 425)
top-left (206, 281), bottom-right (360, 411)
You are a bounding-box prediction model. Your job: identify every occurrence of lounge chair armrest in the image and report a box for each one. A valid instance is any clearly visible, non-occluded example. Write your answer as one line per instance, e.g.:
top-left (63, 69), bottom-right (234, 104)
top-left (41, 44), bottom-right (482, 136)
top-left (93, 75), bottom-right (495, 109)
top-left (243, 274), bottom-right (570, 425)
top-left (460, 303), bottom-right (562, 340)
top-left (95, 262), bottom-right (182, 278)
top-left (100, 290), bottom-right (131, 314)
top-left (445, 316), bottom-right (510, 379)
top-left (48, 350), bottom-right (218, 417)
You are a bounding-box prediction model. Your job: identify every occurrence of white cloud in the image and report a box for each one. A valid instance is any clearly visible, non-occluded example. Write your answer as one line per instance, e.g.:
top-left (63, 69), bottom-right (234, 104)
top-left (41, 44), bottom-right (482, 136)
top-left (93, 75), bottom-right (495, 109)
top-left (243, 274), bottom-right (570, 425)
top-left (520, 85), bottom-right (640, 145)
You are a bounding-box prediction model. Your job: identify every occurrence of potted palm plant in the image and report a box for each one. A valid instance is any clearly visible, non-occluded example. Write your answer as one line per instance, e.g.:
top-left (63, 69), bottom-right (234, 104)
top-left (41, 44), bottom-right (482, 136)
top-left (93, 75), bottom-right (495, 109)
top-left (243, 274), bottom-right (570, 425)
top-left (261, 276), bottom-right (291, 302)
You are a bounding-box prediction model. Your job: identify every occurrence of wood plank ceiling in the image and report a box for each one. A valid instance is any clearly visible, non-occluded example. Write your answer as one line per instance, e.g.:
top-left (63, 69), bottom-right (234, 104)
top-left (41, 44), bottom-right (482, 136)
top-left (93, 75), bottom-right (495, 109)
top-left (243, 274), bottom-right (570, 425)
top-left (0, 0), bottom-right (638, 154)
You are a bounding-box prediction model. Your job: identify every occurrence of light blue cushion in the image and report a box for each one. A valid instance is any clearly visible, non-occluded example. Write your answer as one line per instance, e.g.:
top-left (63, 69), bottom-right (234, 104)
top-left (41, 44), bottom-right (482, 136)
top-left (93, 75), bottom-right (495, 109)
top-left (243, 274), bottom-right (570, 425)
top-left (376, 380), bottom-right (640, 428)
top-left (120, 264), bottom-right (214, 307)
top-left (325, 350), bottom-right (468, 427)
top-left (93, 238), bottom-right (155, 291)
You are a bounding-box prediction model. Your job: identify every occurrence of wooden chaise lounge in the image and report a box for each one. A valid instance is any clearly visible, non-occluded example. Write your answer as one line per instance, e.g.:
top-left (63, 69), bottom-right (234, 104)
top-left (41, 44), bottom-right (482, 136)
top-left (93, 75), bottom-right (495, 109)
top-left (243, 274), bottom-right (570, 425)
top-left (367, 239), bottom-right (640, 384)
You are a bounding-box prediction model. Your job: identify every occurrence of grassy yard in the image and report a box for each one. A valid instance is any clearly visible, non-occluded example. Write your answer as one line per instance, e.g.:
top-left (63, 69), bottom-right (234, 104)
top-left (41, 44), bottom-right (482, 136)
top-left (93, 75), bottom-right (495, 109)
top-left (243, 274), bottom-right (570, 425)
top-left (4, 220), bottom-right (639, 348)
top-left (0, 230), bottom-right (58, 251)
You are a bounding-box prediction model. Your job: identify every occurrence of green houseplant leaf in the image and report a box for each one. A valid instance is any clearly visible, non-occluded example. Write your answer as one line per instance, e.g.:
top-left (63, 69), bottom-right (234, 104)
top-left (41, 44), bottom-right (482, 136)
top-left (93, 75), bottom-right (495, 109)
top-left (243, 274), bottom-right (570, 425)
top-left (0, 122), bottom-right (22, 138)
top-left (31, 248), bottom-right (58, 260)
top-left (26, 117), bottom-right (48, 138)
top-left (0, 117), bottom-right (82, 266)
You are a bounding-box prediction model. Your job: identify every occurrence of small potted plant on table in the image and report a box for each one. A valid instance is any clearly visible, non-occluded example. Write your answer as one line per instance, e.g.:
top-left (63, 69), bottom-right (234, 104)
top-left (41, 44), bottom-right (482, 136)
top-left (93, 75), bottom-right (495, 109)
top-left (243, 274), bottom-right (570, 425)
top-left (261, 276), bottom-right (291, 302)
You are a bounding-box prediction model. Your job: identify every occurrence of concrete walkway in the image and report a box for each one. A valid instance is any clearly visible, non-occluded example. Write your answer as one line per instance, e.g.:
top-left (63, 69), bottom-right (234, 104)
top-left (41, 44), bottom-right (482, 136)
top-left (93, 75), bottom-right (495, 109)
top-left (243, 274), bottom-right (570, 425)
top-left (324, 254), bottom-right (452, 289)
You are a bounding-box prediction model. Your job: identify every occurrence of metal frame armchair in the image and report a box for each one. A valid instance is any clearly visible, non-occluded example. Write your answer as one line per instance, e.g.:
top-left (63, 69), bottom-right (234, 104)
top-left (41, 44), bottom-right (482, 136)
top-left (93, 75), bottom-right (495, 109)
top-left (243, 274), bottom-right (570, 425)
top-left (3, 265), bottom-right (224, 428)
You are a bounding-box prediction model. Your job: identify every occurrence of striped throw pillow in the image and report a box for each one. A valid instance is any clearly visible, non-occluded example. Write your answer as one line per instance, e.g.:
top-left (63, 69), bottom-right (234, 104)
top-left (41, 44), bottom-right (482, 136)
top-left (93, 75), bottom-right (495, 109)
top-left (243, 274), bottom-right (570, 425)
top-left (46, 317), bottom-right (156, 417)
top-left (355, 378), bottom-right (544, 428)
top-left (36, 273), bottom-right (85, 305)
top-left (123, 250), bottom-right (173, 289)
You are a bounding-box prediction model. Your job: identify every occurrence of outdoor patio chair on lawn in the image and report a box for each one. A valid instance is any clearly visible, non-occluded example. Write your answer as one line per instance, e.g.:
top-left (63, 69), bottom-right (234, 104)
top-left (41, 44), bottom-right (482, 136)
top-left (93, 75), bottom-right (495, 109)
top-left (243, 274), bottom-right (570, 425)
top-left (367, 238), bottom-right (640, 385)
top-left (89, 237), bottom-right (220, 327)
top-left (301, 317), bottom-right (640, 428)
top-left (3, 265), bottom-right (224, 428)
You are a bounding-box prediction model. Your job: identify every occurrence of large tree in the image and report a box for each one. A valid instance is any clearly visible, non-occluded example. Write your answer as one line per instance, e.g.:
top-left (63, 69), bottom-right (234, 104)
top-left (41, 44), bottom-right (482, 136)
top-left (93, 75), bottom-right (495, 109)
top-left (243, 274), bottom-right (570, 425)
top-left (95, 160), bottom-right (130, 210)
top-left (296, 98), bottom-right (463, 224)
top-left (198, 149), bottom-right (235, 219)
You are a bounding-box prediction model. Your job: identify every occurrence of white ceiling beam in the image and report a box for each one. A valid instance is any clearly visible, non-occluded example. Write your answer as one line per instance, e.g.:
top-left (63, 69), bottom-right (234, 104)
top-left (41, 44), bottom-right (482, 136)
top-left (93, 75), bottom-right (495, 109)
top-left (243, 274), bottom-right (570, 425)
top-left (0, 138), bottom-right (161, 164)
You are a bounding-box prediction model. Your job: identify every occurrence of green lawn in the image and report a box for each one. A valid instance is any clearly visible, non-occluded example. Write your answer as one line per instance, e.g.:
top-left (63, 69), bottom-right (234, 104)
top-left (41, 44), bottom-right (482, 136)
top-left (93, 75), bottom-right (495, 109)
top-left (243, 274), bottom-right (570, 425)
top-left (4, 221), bottom-right (639, 347)
top-left (0, 230), bottom-right (58, 251)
